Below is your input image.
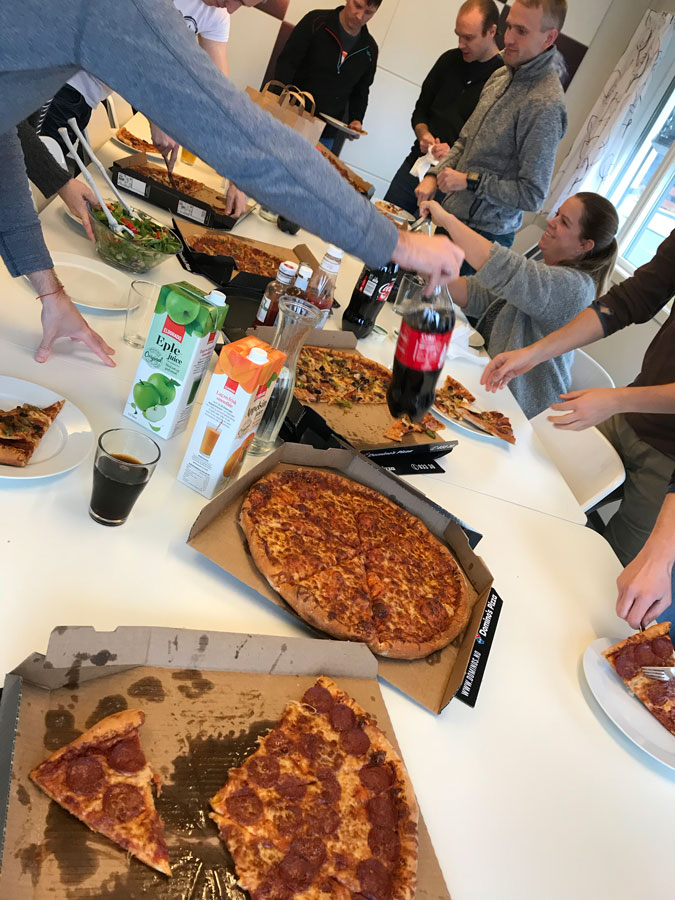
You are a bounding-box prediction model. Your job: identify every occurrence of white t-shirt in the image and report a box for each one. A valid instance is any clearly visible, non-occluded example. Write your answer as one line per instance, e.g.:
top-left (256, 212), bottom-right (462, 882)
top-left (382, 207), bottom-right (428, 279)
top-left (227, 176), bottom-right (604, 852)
top-left (67, 0), bottom-right (230, 109)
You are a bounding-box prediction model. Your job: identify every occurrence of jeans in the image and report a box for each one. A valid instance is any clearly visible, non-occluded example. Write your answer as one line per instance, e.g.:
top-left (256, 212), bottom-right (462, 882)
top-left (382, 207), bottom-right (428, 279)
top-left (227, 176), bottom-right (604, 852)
top-left (319, 135), bottom-right (335, 152)
top-left (383, 153), bottom-right (420, 217)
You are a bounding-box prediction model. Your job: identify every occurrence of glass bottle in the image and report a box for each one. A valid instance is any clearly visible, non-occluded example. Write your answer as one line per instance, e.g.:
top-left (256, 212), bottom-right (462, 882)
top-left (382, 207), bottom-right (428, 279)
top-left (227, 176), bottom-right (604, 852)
top-left (306, 245), bottom-right (344, 329)
top-left (255, 261), bottom-right (298, 327)
top-left (341, 261), bottom-right (399, 339)
top-left (287, 263), bottom-right (313, 300)
top-left (249, 297), bottom-right (321, 454)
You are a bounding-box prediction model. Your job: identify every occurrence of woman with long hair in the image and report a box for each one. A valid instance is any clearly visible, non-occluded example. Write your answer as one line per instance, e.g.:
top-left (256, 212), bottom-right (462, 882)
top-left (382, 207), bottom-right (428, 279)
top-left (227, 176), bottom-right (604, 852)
top-left (420, 192), bottom-right (619, 418)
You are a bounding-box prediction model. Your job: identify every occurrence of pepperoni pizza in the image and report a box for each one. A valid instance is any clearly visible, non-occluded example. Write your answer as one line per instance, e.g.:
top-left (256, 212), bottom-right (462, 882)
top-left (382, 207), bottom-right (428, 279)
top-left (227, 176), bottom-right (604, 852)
top-left (210, 676), bottom-right (418, 900)
top-left (29, 709), bottom-right (171, 876)
top-left (187, 233), bottom-right (285, 279)
top-left (603, 622), bottom-right (675, 735)
top-left (116, 127), bottom-right (158, 155)
top-left (240, 468), bottom-right (470, 659)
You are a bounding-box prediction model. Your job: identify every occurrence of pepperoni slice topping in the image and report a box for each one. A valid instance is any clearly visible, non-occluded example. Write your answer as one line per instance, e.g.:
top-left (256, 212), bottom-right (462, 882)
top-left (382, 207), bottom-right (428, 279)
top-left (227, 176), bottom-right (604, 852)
top-left (302, 685), bottom-right (335, 714)
top-left (225, 785), bottom-right (263, 825)
top-left (298, 732), bottom-right (325, 762)
top-left (275, 804), bottom-right (303, 836)
top-left (290, 835), bottom-right (327, 869)
top-left (634, 642), bottom-right (659, 667)
top-left (266, 730), bottom-right (294, 757)
top-left (253, 877), bottom-right (293, 900)
top-left (304, 801), bottom-right (340, 837)
top-left (368, 825), bottom-right (401, 863)
top-left (359, 764), bottom-right (393, 794)
top-left (366, 793), bottom-right (398, 828)
top-left (614, 646), bottom-right (639, 679)
top-left (66, 756), bottom-right (104, 795)
top-left (357, 858), bottom-right (393, 900)
top-left (318, 770), bottom-right (341, 803)
top-left (248, 754), bottom-right (281, 788)
top-left (106, 736), bottom-right (146, 774)
top-left (646, 680), bottom-right (675, 707)
top-left (278, 852), bottom-right (315, 890)
top-left (652, 636), bottom-right (674, 661)
top-left (102, 783), bottom-right (145, 822)
top-left (329, 704), bottom-right (356, 733)
top-left (276, 774), bottom-right (308, 802)
top-left (340, 727), bottom-right (370, 756)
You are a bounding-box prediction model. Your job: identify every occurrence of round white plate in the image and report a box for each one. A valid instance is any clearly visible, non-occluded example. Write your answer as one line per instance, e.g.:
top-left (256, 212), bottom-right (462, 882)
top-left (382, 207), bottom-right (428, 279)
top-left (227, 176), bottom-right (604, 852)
top-left (50, 252), bottom-right (128, 311)
top-left (373, 199), bottom-right (414, 224)
top-left (432, 404), bottom-right (502, 442)
top-left (583, 636), bottom-right (675, 770)
top-left (319, 113), bottom-right (364, 137)
top-left (111, 135), bottom-right (164, 163)
top-left (0, 376), bottom-right (94, 480)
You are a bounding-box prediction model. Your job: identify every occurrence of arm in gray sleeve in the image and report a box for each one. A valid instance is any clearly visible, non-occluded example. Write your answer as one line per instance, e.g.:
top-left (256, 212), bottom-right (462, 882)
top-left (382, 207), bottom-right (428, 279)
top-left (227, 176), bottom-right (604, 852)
top-left (17, 120), bottom-right (71, 198)
top-left (464, 274), bottom-right (498, 319)
top-left (0, 128), bottom-right (53, 277)
top-left (474, 244), bottom-right (594, 328)
top-left (475, 101), bottom-right (567, 212)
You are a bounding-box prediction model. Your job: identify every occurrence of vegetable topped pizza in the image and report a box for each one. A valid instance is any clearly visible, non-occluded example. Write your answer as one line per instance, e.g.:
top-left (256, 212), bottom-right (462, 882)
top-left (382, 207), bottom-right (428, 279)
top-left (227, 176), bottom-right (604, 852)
top-left (435, 375), bottom-right (515, 444)
top-left (0, 399), bottom-right (64, 467)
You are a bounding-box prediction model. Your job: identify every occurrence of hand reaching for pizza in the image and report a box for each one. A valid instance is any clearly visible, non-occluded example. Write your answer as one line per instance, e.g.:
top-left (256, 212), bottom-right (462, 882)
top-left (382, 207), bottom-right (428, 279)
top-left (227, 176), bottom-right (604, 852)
top-left (37, 289), bottom-right (116, 367)
top-left (57, 179), bottom-right (97, 241)
top-left (391, 230), bottom-right (464, 294)
top-left (149, 122), bottom-right (179, 172)
top-left (225, 182), bottom-right (247, 218)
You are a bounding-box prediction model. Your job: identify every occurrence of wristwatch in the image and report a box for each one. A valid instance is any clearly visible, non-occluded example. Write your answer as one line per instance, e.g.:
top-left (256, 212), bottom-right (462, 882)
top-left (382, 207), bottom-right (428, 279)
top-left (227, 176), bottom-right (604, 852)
top-left (466, 171), bottom-right (481, 192)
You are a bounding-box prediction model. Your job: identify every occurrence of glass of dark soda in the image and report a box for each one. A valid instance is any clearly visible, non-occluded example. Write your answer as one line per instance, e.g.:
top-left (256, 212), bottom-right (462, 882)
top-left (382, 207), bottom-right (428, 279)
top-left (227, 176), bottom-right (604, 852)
top-left (89, 429), bottom-right (161, 526)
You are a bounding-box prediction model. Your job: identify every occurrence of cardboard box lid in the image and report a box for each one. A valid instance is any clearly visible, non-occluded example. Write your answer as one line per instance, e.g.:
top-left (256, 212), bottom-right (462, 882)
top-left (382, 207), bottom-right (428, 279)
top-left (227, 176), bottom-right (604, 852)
top-left (0, 627), bottom-right (450, 899)
top-left (188, 443), bottom-right (494, 714)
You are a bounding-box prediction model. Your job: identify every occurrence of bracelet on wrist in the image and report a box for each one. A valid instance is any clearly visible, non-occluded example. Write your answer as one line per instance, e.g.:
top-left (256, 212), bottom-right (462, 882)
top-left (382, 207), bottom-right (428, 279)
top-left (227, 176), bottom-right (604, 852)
top-left (36, 287), bottom-right (65, 301)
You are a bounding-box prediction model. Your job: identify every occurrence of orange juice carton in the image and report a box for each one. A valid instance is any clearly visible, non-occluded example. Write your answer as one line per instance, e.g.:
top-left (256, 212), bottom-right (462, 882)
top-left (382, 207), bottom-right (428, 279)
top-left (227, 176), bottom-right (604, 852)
top-left (177, 336), bottom-right (286, 498)
top-left (123, 281), bottom-right (228, 440)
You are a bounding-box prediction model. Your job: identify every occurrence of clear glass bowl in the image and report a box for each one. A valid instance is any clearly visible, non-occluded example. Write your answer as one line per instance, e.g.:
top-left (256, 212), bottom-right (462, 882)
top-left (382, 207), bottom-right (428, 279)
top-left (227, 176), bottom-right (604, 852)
top-left (87, 204), bottom-right (181, 274)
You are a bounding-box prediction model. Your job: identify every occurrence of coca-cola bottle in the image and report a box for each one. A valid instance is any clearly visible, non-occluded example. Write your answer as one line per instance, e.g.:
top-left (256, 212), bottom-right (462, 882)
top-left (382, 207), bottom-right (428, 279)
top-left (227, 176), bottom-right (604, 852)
top-left (341, 261), bottom-right (399, 339)
top-left (386, 284), bottom-right (455, 421)
top-left (255, 261), bottom-right (298, 327)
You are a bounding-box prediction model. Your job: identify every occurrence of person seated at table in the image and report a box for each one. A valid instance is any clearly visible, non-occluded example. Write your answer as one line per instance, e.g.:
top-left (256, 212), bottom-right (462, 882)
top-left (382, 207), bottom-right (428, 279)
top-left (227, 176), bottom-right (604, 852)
top-left (419, 193), bottom-right (619, 418)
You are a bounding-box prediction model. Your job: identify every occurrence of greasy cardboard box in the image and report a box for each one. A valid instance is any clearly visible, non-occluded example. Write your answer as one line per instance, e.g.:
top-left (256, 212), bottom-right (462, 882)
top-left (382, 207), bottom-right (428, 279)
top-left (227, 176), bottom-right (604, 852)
top-left (0, 627), bottom-right (450, 899)
top-left (188, 444), bottom-right (493, 714)
top-left (253, 328), bottom-right (448, 450)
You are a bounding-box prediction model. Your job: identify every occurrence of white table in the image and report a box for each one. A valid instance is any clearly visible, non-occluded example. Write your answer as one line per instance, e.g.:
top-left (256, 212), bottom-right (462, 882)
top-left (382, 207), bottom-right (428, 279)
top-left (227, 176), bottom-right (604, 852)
top-left (3, 130), bottom-right (672, 900)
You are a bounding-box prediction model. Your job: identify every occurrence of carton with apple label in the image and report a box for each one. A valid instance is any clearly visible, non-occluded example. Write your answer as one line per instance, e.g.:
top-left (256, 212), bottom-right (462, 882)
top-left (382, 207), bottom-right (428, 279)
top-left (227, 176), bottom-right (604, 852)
top-left (123, 281), bottom-right (228, 440)
top-left (178, 336), bottom-right (286, 499)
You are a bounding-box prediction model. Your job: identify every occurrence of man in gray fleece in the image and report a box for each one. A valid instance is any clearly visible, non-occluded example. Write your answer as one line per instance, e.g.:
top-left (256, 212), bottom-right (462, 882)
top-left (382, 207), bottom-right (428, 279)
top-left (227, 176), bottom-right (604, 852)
top-left (0, 0), bottom-right (463, 366)
top-left (416, 0), bottom-right (568, 262)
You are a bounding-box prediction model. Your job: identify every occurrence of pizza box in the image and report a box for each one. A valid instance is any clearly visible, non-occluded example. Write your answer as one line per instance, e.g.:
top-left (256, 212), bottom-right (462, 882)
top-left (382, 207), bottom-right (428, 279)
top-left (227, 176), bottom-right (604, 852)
top-left (187, 443), bottom-right (495, 715)
top-left (252, 327), bottom-right (446, 450)
top-left (0, 627), bottom-right (450, 899)
top-left (110, 152), bottom-right (254, 231)
top-left (316, 144), bottom-right (375, 198)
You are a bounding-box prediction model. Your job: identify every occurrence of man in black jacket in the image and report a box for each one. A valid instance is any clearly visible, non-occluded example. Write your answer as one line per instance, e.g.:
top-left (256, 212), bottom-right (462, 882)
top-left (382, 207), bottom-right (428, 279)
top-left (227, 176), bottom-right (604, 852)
top-left (274, 1), bottom-right (381, 151)
top-left (384, 0), bottom-right (502, 215)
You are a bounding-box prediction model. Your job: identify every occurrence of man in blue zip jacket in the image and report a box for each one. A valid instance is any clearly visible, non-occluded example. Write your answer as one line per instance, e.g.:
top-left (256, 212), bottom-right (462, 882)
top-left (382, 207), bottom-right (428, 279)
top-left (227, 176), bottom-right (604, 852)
top-left (274, 1), bottom-right (381, 150)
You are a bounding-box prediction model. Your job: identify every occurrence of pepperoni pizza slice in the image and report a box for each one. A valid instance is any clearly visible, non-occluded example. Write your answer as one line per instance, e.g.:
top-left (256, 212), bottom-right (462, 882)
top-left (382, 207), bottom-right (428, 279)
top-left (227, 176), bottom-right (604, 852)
top-left (210, 676), bottom-right (418, 900)
top-left (29, 709), bottom-right (171, 876)
top-left (603, 622), bottom-right (675, 735)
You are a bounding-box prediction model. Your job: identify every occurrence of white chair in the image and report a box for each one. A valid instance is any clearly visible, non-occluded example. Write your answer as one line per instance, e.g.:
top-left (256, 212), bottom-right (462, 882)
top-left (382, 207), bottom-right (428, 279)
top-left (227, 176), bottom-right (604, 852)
top-left (531, 350), bottom-right (625, 512)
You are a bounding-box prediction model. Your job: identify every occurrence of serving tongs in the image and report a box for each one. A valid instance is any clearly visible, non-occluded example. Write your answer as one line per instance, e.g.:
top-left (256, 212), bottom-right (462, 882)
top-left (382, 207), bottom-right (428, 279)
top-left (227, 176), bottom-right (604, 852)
top-left (58, 118), bottom-right (135, 238)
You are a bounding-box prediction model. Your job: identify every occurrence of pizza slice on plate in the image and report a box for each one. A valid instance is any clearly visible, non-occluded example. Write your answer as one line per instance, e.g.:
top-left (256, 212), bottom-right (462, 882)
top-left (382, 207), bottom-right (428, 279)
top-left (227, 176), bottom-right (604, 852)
top-left (29, 709), bottom-right (171, 876)
top-left (0, 399), bottom-right (64, 467)
top-left (435, 375), bottom-right (515, 444)
top-left (603, 622), bottom-right (675, 735)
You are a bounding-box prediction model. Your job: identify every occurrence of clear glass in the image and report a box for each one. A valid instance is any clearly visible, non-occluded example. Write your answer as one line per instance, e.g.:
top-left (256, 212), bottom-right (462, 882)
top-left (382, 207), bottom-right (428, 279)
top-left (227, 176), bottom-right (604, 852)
top-left (89, 428), bottom-right (160, 526)
top-left (249, 298), bottom-right (321, 454)
top-left (392, 272), bottom-right (426, 315)
top-left (124, 280), bottom-right (160, 348)
top-left (181, 147), bottom-right (197, 165)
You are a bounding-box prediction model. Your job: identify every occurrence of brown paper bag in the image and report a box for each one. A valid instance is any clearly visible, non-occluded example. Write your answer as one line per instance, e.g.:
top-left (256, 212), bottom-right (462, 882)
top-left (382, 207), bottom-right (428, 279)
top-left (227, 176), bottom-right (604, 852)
top-left (246, 80), bottom-right (326, 145)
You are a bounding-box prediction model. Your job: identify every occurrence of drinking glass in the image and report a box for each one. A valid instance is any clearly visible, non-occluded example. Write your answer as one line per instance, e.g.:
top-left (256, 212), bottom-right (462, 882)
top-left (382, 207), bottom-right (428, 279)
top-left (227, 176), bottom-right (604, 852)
top-left (392, 272), bottom-right (426, 316)
top-left (181, 147), bottom-right (197, 165)
top-left (89, 429), bottom-right (160, 526)
top-left (124, 280), bottom-right (160, 348)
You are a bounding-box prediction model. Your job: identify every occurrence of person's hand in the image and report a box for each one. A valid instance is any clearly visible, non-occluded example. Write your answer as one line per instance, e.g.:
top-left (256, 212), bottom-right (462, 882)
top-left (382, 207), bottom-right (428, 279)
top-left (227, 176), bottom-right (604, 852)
top-left (418, 199), bottom-right (446, 227)
top-left (149, 122), bottom-right (179, 172)
top-left (225, 183), bottom-right (247, 218)
top-left (391, 231), bottom-right (464, 293)
top-left (37, 290), bottom-right (116, 366)
top-left (616, 547), bottom-right (673, 630)
top-left (431, 141), bottom-right (450, 160)
top-left (418, 132), bottom-right (436, 154)
top-left (548, 388), bottom-right (619, 431)
top-left (481, 346), bottom-right (540, 392)
top-left (57, 179), bottom-right (97, 241)
top-left (437, 167), bottom-right (468, 193)
top-left (345, 120), bottom-right (364, 140)
top-left (415, 175), bottom-right (437, 205)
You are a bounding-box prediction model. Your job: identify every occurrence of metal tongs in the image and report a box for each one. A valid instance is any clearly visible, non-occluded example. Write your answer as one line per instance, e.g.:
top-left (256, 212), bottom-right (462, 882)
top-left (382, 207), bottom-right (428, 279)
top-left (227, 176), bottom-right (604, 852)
top-left (57, 117), bottom-right (135, 237)
top-left (409, 214), bottom-right (432, 233)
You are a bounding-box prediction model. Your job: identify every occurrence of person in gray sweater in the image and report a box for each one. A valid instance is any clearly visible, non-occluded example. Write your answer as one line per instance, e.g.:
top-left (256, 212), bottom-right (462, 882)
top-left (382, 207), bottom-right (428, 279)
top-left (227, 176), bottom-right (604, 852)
top-left (420, 192), bottom-right (619, 418)
top-left (416, 0), bottom-right (568, 268)
top-left (0, 0), bottom-right (463, 366)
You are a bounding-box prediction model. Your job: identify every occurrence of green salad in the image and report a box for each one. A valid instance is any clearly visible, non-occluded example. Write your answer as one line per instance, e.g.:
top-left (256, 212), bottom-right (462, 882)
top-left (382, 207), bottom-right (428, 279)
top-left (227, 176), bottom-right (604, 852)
top-left (89, 201), bottom-right (181, 272)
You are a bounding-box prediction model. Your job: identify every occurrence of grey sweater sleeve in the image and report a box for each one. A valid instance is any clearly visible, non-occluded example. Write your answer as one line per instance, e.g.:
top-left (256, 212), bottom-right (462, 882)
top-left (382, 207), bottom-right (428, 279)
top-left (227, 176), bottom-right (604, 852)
top-left (0, 128), bottom-right (52, 277)
top-left (463, 274), bottom-right (498, 319)
top-left (467, 243), bottom-right (595, 327)
top-left (17, 120), bottom-right (71, 198)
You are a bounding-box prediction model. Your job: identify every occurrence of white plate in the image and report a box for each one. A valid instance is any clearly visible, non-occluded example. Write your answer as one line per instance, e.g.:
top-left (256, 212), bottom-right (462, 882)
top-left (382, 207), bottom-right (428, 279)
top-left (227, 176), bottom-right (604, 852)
top-left (583, 636), bottom-right (675, 770)
top-left (111, 136), bottom-right (164, 163)
top-left (372, 199), bottom-right (414, 225)
top-left (50, 252), bottom-right (128, 312)
top-left (432, 404), bottom-right (503, 442)
top-left (319, 113), bottom-right (364, 137)
top-left (0, 376), bottom-right (94, 480)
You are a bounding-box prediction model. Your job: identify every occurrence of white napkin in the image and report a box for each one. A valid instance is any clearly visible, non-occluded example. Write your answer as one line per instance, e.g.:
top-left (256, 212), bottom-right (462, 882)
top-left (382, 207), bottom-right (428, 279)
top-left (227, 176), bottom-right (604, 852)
top-left (409, 149), bottom-right (437, 182)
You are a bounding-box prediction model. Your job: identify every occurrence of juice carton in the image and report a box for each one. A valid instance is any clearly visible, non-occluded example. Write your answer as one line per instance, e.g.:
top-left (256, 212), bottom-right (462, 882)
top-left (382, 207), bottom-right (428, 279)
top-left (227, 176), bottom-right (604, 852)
top-left (123, 281), bottom-right (228, 440)
top-left (177, 336), bottom-right (286, 499)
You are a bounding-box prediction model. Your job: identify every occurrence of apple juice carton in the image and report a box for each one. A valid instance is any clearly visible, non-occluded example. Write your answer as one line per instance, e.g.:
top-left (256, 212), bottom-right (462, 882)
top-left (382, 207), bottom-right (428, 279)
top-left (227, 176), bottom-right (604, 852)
top-left (123, 281), bottom-right (228, 440)
top-left (178, 336), bottom-right (285, 499)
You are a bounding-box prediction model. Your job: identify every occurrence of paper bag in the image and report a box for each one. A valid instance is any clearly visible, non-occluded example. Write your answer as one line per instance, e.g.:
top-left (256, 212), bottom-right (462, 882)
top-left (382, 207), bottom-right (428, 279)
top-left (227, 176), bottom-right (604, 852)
top-left (246, 81), bottom-right (326, 145)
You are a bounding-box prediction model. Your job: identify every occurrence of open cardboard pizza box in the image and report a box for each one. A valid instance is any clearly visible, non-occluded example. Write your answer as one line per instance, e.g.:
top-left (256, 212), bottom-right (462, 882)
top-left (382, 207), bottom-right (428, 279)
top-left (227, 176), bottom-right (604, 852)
top-left (0, 627), bottom-right (450, 899)
top-left (110, 152), bottom-right (254, 231)
top-left (316, 144), bottom-right (374, 198)
top-left (187, 444), bottom-right (495, 715)
top-left (253, 327), bottom-right (449, 451)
